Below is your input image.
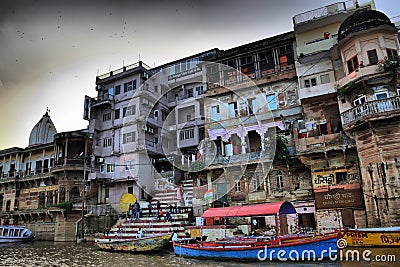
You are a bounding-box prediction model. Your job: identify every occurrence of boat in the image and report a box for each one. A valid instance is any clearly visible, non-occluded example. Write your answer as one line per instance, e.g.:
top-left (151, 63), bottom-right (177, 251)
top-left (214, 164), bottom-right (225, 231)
top-left (95, 233), bottom-right (172, 252)
top-left (173, 233), bottom-right (339, 261)
top-left (339, 226), bottom-right (400, 247)
top-left (0, 225), bottom-right (35, 243)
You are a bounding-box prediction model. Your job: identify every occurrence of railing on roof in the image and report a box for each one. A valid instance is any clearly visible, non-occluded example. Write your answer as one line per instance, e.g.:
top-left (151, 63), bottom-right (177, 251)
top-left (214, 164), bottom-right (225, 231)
top-left (97, 61), bottom-right (151, 80)
top-left (293, 2), bottom-right (347, 25)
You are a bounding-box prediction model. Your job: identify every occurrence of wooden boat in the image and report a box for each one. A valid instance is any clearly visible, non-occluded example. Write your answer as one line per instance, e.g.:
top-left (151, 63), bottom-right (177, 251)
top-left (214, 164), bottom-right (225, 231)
top-left (339, 227), bottom-right (400, 247)
top-left (95, 233), bottom-right (172, 252)
top-left (0, 225), bottom-right (35, 243)
top-left (173, 233), bottom-right (339, 261)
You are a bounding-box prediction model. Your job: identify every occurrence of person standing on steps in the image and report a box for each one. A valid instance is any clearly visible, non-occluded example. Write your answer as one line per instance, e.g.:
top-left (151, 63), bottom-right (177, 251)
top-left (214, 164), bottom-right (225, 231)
top-left (156, 200), bottom-right (161, 218)
top-left (134, 201), bottom-right (141, 220)
top-left (147, 201), bottom-right (153, 217)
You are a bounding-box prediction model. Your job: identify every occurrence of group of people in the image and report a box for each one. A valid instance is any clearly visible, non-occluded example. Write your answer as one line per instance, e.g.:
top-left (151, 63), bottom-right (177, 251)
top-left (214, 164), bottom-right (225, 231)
top-left (127, 202), bottom-right (142, 220)
top-left (126, 183), bottom-right (190, 222)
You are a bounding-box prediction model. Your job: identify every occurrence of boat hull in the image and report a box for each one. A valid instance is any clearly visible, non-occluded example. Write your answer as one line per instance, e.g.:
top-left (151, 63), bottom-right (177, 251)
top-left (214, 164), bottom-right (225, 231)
top-left (340, 228), bottom-right (400, 247)
top-left (96, 234), bottom-right (172, 252)
top-left (0, 225), bottom-right (35, 243)
top-left (174, 235), bottom-right (338, 261)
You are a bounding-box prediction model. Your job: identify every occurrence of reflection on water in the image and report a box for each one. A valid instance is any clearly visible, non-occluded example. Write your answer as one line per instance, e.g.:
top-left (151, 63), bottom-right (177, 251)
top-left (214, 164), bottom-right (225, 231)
top-left (0, 241), bottom-right (398, 266)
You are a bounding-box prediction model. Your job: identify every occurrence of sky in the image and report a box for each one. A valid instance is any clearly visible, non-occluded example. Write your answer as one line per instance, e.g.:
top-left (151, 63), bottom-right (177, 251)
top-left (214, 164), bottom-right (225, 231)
top-left (0, 0), bottom-right (399, 150)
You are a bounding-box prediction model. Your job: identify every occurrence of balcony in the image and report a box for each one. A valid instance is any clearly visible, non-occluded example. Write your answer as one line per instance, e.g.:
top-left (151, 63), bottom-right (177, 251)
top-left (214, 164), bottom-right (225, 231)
top-left (299, 82), bottom-right (336, 100)
top-left (341, 96), bottom-right (400, 129)
top-left (293, 2), bottom-right (346, 26)
top-left (90, 94), bottom-right (113, 108)
top-left (296, 38), bottom-right (337, 57)
top-left (206, 151), bottom-right (272, 169)
top-left (52, 159), bottom-right (87, 173)
top-left (295, 133), bottom-right (353, 154)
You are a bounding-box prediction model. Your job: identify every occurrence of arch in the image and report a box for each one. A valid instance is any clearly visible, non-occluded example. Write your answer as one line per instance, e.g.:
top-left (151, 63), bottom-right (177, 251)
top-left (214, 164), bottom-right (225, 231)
top-left (38, 192), bottom-right (46, 208)
top-left (70, 186), bottom-right (81, 203)
top-left (59, 187), bottom-right (66, 203)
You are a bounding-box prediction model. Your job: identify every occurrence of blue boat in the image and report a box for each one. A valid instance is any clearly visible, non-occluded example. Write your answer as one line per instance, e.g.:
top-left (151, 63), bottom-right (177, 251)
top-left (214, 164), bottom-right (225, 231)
top-left (173, 234), bottom-right (339, 262)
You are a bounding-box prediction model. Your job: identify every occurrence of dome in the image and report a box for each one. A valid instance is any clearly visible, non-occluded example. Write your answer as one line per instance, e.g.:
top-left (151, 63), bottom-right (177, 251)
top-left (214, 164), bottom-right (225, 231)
top-left (338, 9), bottom-right (395, 41)
top-left (28, 110), bottom-right (57, 146)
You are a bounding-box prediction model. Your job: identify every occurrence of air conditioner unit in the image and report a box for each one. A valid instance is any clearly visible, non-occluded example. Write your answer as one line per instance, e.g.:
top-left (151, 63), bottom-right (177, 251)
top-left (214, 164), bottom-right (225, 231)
top-left (97, 157), bottom-right (104, 163)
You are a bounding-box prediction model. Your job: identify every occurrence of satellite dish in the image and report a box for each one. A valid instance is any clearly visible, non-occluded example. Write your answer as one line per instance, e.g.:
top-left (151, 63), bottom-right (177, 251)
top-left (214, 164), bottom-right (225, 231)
top-left (119, 193), bottom-right (137, 213)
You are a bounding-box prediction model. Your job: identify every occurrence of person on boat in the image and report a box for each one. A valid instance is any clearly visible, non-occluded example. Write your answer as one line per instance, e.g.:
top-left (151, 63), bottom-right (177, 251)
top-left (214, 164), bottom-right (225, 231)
top-left (172, 231), bottom-right (179, 242)
top-left (136, 228), bottom-right (143, 239)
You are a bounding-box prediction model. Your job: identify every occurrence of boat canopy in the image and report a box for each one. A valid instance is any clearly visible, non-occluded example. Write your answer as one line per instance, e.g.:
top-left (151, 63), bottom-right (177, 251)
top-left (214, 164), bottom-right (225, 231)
top-left (201, 201), bottom-right (296, 218)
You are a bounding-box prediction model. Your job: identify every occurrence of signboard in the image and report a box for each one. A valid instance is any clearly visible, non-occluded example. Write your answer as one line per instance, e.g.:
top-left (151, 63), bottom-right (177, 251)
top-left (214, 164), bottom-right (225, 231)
top-left (315, 188), bottom-right (363, 209)
top-left (312, 170), bottom-right (360, 188)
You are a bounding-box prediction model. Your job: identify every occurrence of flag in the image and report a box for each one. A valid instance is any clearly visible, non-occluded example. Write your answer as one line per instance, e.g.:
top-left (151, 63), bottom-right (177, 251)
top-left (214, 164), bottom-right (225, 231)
top-left (204, 188), bottom-right (213, 201)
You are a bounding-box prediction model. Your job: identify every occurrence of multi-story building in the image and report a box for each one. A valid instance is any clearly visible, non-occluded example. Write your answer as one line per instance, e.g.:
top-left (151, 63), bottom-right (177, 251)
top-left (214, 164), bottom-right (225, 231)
top-left (334, 6), bottom-right (400, 227)
top-left (189, 31), bottom-right (317, 235)
top-left (85, 61), bottom-right (160, 206)
top-left (292, 1), bottom-right (369, 232)
top-left (0, 110), bottom-right (92, 241)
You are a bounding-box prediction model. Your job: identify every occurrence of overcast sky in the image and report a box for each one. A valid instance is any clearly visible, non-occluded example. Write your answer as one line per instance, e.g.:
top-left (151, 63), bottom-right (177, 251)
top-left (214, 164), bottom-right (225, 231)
top-left (0, 0), bottom-right (399, 150)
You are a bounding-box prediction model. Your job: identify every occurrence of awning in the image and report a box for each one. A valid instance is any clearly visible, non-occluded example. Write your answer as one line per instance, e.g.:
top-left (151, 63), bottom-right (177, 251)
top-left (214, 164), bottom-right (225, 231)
top-left (201, 201), bottom-right (296, 218)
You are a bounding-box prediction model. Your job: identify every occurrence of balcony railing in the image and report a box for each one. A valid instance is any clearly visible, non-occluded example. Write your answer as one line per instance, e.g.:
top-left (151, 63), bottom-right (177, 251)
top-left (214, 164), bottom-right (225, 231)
top-left (293, 2), bottom-right (346, 25)
top-left (341, 96), bottom-right (400, 126)
top-left (90, 94), bottom-right (113, 107)
top-left (210, 151), bottom-right (272, 166)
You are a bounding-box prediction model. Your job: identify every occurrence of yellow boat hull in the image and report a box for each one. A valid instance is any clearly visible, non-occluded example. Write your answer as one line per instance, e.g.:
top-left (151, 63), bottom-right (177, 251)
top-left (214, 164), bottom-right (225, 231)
top-left (341, 229), bottom-right (400, 247)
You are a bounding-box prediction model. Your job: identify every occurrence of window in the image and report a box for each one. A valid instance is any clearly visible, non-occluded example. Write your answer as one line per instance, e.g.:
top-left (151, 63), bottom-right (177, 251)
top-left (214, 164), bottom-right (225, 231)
top-left (259, 50), bottom-right (275, 70)
top-left (276, 171), bottom-right (284, 189)
top-left (240, 55), bottom-right (254, 74)
top-left (320, 74), bottom-right (330, 84)
top-left (304, 78), bottom-right (317, 88)
top-left (102, 112), bottom-right (111, 121)
top-left (367, 49), bottom-right (378, 65)
top-left (106, 163), bottom-right (114, 173)
top-left (128, 186), bottom-right (133, 194)
top-left (353, 95), bottom-right (366, 106)
top-left (187, 88), bottom-right (193, 97)
top-left (252, 178), bottom-right (260, 191)
top-left (375, 91), bottom-right (388, 100)
top-left (387, 49), bottom-right (398, 60)
top-left (154, 137), bottom-right (158, 144)
top-left (103, 138), bottom-right (112, 147)
top-left (122, 131), bottom-right (136, 144)
top-left (248, 98), bottom-right (257, 115)
top-left (211, 105), bottom-right (220, 121)
top-left (234, 179), bottom-right (241, 192)
top-left (179, 129), bottom-right (195, 140)
top-left (100, 164), bottom-right (105, 173)
top-left (196, 86), bottom-right (203, 95)
top-left (115, 85), bottom-right (121, 95)
top-left (123, 80), bottom-right (136, 92)
top-left (228, 102), bottom-right (238, 118)
top-left (114, 109), bottom-right (120, 119)
top-left (123, 105), bottom-right (136, 117)
top-left (266, 94), bottom-right (277, 111)
top-left (145, 126), bottom-right (155, 134)
top-left (154, 110), bottom-right (159, 119)
top-left (347, 56), bottom-right (359, 73)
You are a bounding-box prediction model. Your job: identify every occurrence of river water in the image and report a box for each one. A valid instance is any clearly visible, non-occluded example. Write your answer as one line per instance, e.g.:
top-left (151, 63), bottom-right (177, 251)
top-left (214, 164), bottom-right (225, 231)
top-left (0, 241), bottom-right (399, 267)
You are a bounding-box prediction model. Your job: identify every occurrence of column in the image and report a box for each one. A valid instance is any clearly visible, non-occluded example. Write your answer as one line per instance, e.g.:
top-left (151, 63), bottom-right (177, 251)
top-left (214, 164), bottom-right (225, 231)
top-left (64, 137), bottom-right (68, 165)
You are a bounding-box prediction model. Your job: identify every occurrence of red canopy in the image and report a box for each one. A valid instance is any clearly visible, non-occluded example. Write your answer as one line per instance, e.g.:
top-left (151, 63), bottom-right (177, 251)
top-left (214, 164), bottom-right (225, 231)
top-left (201, 201), bottom-right (296, 218)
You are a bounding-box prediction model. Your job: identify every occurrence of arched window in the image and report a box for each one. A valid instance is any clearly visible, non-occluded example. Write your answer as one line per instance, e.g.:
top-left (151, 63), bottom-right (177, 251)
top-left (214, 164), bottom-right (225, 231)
top-left (39, 192), bottom-right (46, 208)
top-left (47, 191), bottom-right (53, 206)
top-left (70, 186), bottom-right (81, 203)
top-left (59, 187), bottom-right (66, 203)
